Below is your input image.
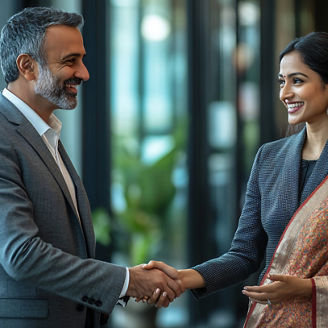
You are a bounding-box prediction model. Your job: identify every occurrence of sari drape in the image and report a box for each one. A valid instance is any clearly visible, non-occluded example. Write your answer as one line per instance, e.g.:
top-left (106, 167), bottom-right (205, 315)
top-left (244, 175), bottom-right (328, 327)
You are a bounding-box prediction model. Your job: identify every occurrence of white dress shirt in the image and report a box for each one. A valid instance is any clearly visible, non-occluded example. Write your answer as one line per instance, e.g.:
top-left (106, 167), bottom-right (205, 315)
top-left (2, 88), bottom-right (129, 299)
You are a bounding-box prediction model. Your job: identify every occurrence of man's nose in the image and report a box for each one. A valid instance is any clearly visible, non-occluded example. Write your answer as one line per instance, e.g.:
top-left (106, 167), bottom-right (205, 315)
top-left (75, 61), bottom-right (90, 82)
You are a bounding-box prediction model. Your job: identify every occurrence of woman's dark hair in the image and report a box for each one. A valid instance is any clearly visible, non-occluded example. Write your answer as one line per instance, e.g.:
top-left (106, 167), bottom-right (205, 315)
top-left (280, 32), bottom-right (328, 136)
top-left (279, 31), bottom-right (328, 84)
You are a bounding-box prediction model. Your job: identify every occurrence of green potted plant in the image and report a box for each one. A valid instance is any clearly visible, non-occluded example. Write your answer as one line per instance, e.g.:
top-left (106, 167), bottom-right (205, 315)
top-left (110, 135), bottom-right (181, 328)
top-left (114, 139), bottom-right (178, 266)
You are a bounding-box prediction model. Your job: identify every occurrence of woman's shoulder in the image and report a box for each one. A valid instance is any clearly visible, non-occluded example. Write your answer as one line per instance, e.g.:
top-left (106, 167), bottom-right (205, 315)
top-left (261, 131), bottom-right (303, 153)
top-left (255, 131), bottom-right (304, 165)
top-left (262, 135), bottom-right (293, 149)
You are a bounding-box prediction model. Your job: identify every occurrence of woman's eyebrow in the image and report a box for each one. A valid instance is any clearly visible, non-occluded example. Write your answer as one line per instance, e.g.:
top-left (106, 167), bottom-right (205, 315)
top-left (278, 72), bottom-right (309, 79)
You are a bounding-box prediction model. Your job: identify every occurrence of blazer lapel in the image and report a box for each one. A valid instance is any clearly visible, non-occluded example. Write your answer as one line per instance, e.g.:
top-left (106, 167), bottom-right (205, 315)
top-left (283, 127), bottom-right (328, 206)
top-left (279, 129), bottom-right (306, 217)
top-left (301, 139), bottom-right (328, 203)
top-left (0, 95), bottom-right (94, 257)
top-left (0, 95), bottom-right (82, 232)
top-left (17, 124), bottom-right (93, 257)
top-left (58, 142), bottom-right (95, 257)
top-left (16, 121), bottom-right (80, 214)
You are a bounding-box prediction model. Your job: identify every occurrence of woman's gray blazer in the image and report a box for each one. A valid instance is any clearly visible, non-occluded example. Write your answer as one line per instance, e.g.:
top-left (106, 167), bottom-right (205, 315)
top-left (193, 127), bottom-right (328, 298)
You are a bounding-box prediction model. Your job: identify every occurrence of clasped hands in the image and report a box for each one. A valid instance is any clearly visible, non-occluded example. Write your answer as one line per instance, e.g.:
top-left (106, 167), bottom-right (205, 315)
top-left (127, 262), bottom-right (313, 308)
top-left (127, 261), bottom-right (206, 308)
top-left (127, 261), bottom-right (183, 308)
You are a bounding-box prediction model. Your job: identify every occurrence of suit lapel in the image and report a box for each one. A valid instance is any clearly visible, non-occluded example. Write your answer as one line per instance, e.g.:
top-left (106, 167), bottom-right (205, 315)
top-left (301, 139), bottom-right (328, 203)
top-left (17, 124), bottom-right (94, 257)
top-left (279, 129), bottom-right (306, 218)
top-left (0, 96), bottom-right (76, 215)
top-left (0, 95), bottom-right (93, 255)
top-left (16, 121), bottom-right (80, 216)
top-left (282, 127), bottom-right (328, 208)
top-left (58, 142), bottom-right (95, 257)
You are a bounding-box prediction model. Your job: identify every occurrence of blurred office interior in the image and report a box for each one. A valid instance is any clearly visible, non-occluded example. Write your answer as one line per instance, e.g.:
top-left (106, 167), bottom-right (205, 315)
top-left (0, 0), bottom-right (327, 327)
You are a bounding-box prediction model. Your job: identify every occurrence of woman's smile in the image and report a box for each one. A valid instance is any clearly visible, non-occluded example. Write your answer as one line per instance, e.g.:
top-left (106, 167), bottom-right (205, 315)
top-left (286, 101), bottom-right (304, 114)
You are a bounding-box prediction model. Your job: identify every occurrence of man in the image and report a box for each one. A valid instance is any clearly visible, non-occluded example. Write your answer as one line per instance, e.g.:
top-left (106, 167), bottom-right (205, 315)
top-left (0, 7), bottom-right (181, 328)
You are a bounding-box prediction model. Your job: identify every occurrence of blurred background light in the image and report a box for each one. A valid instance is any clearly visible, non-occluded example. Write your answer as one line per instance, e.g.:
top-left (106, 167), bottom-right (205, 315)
top-left (141, 14), bottom-right (171, 41)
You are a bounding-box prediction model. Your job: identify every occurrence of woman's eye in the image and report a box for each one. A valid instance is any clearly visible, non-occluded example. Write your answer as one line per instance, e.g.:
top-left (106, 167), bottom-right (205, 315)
top-left (278, 79), bottom-right (285, 87)
top-left (293, 78), bottom-right (303, 84)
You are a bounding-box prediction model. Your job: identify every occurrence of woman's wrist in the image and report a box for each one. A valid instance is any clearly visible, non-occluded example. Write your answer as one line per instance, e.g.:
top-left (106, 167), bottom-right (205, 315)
top-left (298, 278), bottom-right (313, 299)
top-left (178, 269), bottom-right (206, 290)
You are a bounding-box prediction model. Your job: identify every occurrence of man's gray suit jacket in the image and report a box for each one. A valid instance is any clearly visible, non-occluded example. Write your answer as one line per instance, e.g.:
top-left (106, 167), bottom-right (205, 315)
top-left (0, 94), bottom-right (126, 328)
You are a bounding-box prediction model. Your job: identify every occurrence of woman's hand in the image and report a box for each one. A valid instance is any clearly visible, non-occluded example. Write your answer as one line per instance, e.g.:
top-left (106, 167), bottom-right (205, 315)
top-left (242, 274), bottom-right (312, 305)
top-left (138, 261), bottom-right (205, 307)
top-left (143, 261), bottom-right (206, 290)
top-left (134, 261), bottom-right (184, 308)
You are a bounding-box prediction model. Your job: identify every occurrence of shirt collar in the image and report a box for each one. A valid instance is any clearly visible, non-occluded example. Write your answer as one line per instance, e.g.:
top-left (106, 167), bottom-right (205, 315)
top-left (2, 88), bottom-right (62, 137)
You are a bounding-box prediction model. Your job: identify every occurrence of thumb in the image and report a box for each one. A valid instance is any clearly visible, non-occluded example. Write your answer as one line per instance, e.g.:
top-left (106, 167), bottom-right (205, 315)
top-left (144, 261), bottom-right (179, 279)
top-left (142, 261), bottom-right (155, 270)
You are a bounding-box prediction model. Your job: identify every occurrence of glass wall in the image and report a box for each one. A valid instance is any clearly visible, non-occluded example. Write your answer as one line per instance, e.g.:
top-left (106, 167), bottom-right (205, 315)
top-left (109, 0), bottom-right (188, 327)
top-left (207, 0), bottom-right (239, 324)
top-left (188, 0), bottom-right (261, 326)
top-left (1, 0), bottom-right (324, 327)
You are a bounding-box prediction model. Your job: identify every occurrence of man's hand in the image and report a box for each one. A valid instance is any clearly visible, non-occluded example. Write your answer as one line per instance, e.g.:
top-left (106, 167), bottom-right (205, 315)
top-left (127, 264), bottom-right (184, 308)
top-left (144, 260), bottom-right (205, 290)
top-left (141, 261), bottom-right (205, 307)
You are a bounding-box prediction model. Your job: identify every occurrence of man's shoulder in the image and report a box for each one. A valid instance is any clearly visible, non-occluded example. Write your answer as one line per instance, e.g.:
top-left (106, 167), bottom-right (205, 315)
top-left (0, 96), bottom-right (21, 141)
top-left (0, 93), bottom-right (25, 128)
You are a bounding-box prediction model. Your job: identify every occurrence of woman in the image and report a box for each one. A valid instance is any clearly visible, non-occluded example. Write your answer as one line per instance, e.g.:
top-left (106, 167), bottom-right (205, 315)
top-left (145, 32), bottom-right (328, 327)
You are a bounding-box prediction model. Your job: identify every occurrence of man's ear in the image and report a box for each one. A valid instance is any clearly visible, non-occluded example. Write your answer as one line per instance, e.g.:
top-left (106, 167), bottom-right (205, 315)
top-left (16, 54), bottom-right (37, 81)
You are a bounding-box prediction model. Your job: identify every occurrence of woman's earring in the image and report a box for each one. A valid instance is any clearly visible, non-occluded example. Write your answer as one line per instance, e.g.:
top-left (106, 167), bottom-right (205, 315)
top-left (326, 108), bottom-right (328, 115)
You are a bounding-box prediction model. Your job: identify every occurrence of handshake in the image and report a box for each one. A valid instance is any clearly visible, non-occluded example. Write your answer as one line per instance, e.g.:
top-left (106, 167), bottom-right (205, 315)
top-left (126, 261), bottom-right (205, 308)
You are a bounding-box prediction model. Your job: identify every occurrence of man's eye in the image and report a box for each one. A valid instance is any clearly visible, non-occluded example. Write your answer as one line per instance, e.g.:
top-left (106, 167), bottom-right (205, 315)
top-left (64, 59), bottom-right (75, 64)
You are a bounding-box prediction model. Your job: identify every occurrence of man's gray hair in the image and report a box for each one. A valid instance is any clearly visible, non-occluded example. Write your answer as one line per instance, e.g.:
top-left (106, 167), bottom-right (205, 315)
top-left (0, 7), bottom-right (84, 84)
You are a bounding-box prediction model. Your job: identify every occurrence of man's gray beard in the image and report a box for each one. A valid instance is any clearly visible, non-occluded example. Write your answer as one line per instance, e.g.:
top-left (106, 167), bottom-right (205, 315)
top-left (34, 65), bottom-right (77, 110)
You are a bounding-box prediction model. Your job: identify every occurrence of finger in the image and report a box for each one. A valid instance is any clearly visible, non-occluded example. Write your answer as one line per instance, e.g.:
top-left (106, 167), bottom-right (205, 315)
top-left (145, 261), bottom-right (179, 279)
top-left (155, 291), bottom-right (170, 308)
top-left (147, 288), bottom-right (161, 305)
top-left (158, 263), bottom-right (179, 280)
top-left (163, 284), bottom-right (176, 302)
top-left (244, 281), bottom-right (279, 293)
top-left (142, 296), bottom-right (149, 303)
top-left (242, 289), bottom-right (267, 302)
top-left (143, 261), bottom-right (154, 270)
top-left (166, 277), bottom-right (184, 297)
top-left (268, 274), bottom-right (289, 282)
top-left (243, 285), bottom-right (265, 292)
top-left (135, 296), bottom-right (148, 303)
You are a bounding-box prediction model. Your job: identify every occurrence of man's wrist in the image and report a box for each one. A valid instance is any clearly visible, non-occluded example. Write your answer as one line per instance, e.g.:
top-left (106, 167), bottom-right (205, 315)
top-left (119, 267), bottom-right (130, 298)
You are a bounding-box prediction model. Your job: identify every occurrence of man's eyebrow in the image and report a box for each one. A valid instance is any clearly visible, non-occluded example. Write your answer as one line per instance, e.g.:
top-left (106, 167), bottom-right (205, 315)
top-left (61, 53), bottom-right (86, 60)
top-left (278, 72), bottom-right (309, 79)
